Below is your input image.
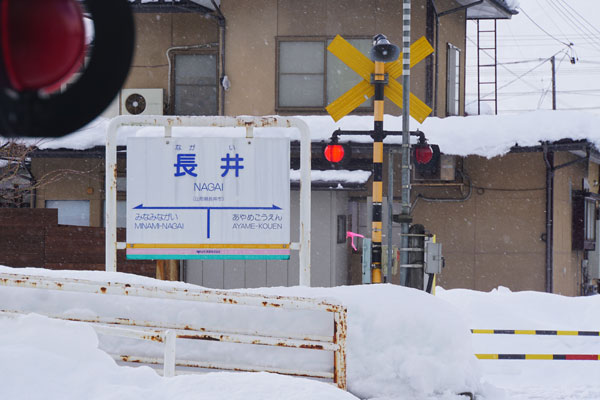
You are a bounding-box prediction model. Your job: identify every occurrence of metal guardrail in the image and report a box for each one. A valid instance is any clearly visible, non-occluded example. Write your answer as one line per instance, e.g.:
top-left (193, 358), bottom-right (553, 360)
top-left (0, 272), bottom-right (347, 389)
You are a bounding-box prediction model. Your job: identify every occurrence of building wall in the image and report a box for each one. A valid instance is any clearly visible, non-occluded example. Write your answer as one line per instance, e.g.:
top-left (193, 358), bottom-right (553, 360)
top-left (430, 1), bottom-right (467, 116)
top-left (221, 0), bottom-right (463, 117)
top-left (121, 0), bottom-right (466, 118)
top-left (31, 157), bottom-right (105, 227)
top-left (184, 190), bottom-right (349, 288)
top-left (408, 152), bottom-right (548, 292)
top-left (552, 152), bottom-right (586, 296)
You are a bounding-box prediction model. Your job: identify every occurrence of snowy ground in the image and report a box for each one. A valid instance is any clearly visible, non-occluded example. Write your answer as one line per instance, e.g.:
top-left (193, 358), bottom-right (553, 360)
top-left (1, 265), bottom-right (599, 400)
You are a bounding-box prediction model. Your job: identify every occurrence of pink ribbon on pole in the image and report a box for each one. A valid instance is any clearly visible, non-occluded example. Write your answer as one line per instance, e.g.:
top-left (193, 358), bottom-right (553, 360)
top-left (346, 231), bottom-right (365, 251)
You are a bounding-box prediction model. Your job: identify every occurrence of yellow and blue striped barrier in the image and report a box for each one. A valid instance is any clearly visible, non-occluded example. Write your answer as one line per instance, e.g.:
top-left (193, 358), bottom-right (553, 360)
top-left (476, 353), bottom-right (600, 360)
top-left (471, 329), bottom-right (600, 336)
top-left (472, 328), bottom-right (600, 361)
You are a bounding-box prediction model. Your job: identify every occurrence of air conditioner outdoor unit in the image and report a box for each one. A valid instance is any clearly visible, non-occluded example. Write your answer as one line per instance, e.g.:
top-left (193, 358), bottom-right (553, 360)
top-left (120, 88), bottom-right (163, 115)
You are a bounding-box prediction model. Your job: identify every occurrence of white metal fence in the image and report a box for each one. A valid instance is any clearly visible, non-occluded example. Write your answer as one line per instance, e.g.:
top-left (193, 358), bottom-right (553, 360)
top-left (0, 272), bottom-right (347, 389)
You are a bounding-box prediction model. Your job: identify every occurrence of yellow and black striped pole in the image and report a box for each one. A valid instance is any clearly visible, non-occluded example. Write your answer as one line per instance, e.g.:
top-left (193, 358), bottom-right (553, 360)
top-left (371, 60), bottom-right (386, 283)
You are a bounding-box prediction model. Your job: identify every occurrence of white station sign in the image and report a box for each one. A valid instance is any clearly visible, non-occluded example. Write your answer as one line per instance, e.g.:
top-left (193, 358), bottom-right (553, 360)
top-left (126, 137), bottom-right (290, 260)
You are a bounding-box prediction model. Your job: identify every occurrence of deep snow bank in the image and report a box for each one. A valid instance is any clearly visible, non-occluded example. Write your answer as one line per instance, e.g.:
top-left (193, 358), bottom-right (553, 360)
top-left (0, 266), bottom-right (481, 399)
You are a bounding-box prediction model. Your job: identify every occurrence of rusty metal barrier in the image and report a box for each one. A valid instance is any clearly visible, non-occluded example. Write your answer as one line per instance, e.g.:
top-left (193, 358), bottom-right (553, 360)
top-left (0, 272), bottom-right (347, 389)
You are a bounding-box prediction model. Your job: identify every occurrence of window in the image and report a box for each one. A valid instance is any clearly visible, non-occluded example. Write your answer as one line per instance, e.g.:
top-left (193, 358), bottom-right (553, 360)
top-left (572, 191), bottom-right (598, 250)
top-left (171, 52), bottom-right (218, 115)
top-left (446, 43), bottom-right (461, 116)
top-left (337, 215), bottom-right (347, 244)
top-left (45, 200), bottom-right (90, 226)
top-left (277, 37), bottom-right (373, 111)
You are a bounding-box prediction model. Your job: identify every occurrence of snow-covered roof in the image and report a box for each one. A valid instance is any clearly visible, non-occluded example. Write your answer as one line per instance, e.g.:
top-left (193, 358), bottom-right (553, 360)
top-left (31, 111), bottom-right (600, 160)
top-left (127, 0), bottom-right (218, 11)
top-left (290, 169), bottom-right (371, 188)
top-left (456, 0), bottom-right (518, 19)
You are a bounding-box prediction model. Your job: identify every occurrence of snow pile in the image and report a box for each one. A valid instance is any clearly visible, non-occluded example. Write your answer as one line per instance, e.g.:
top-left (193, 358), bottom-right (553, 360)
top-left (438, 287), bottom-right (600, 399)
top-left (244, 284), bottom-right (481, 399)
top-left (4, 265), bottom-right (600, 399)
top-left (503, 0), bottom-right (520, 11)
top-left (0, 266), bottom-right (481, 400)
top-left (0, 314), bottom-right (354, 400)
top-left (31, 110), bottom-right (600, 160)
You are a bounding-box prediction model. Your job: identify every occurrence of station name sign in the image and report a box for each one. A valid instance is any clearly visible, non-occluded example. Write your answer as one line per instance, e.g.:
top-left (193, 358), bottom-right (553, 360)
top-left (126, 137), bottom-right (290, 260)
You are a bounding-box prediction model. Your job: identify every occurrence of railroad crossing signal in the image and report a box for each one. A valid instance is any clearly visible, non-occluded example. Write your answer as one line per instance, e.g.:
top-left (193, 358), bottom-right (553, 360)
top-left (326, 35), bottom-right (434, 123)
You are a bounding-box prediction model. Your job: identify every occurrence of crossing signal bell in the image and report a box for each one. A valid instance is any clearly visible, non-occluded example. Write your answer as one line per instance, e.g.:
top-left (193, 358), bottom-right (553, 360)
top-left (370, 34), bottom-right (400, 63)
top-left (0, 0), bottom-right (135, 138)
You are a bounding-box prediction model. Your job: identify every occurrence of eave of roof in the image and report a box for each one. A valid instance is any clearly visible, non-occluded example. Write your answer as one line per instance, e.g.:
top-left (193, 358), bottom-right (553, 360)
top-left (455, 0), bottom-right (518, 20)
top-left (127, 0), bottom-right (216, 14)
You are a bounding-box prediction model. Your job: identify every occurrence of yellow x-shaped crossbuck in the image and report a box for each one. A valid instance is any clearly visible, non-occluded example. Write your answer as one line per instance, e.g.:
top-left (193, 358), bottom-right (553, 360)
top-left (326, 35), bottom-right (434, 123)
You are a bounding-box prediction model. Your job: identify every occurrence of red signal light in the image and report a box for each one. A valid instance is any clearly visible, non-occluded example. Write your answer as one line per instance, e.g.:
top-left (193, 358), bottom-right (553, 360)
top-left (1, 0), bottom-right (86, 93)
top-left (414, 145), bottom-right (433, 164)
top-left (324, 144), bottom-right (345, 163)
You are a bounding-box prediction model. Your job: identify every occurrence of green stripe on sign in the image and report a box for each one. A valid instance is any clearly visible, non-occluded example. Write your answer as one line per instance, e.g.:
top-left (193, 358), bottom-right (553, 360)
top-left (127, 255), bottom-right (290, 260)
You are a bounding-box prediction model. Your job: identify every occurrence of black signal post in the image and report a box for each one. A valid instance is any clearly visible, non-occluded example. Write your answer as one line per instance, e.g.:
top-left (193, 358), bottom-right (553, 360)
top-left (369, 34), bottom-right (399, 283)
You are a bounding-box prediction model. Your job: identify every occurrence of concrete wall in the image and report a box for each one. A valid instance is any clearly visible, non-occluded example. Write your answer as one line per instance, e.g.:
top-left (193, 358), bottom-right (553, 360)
top-left (184, 190), bottom-right (349, 288)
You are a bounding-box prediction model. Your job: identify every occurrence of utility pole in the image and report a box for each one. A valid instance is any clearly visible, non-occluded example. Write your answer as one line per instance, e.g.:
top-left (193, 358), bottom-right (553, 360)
top-left (400, 0), bottom-right (412, 286)
top-left (551, 55), bottom-right (557, 110)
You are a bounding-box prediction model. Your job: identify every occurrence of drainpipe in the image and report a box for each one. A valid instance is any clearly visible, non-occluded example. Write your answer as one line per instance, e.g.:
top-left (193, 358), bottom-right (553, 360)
top-left (430, 0), bottom-right (483, 116)
top-left (543, 143), bottom-right (554, 293)
top-left (211, 0), bottom-right (226, 116)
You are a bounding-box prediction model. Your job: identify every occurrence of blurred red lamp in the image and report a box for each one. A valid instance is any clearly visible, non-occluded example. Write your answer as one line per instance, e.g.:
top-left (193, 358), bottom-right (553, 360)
top-left (414, 143), bottom-right (433, 164)
top-left (0, 0), bottom-right (86, 93)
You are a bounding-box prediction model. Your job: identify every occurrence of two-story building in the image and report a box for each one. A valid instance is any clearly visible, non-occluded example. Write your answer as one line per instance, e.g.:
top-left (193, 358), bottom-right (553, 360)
top-left (20, 1), bottom-right (600, 296)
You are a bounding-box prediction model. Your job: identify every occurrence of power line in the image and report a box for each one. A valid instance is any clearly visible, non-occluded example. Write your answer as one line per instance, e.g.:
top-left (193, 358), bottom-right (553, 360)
top-left (469, 48), bottom-right (569, 104)
top-left (536, 0), bottom-right (572, 44)
top-left (519, 7), bottom-right (572, 47)
top-left (466, 36), bottom-right (541, 93)
top-left (558, 0), bottom-right (600, 39)
top-left (547, 0), bottom-right (600, 53)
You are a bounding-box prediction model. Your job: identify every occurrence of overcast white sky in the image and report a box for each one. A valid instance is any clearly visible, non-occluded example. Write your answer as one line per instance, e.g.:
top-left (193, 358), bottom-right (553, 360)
top-left (465, 0), bottom-right (600, 115)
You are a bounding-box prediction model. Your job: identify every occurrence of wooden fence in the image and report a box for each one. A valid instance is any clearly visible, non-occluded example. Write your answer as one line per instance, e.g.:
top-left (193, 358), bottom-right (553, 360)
top-left (0, 208), bottom-right (154, 276)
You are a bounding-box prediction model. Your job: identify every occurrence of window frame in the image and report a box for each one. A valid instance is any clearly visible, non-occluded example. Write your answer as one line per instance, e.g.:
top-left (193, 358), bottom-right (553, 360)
top-left (276, 36), bottom-right (374, 114)
top-left (168, 49), bottom-right (219, 116)
top-left (573, 190), bottom-right (599, 251)
top-left (446, 43), bottom-right (461, 117)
